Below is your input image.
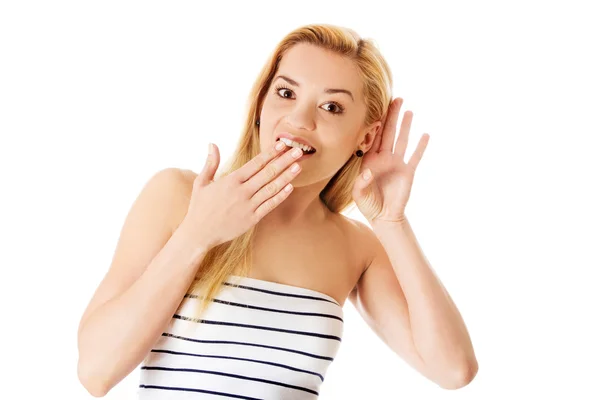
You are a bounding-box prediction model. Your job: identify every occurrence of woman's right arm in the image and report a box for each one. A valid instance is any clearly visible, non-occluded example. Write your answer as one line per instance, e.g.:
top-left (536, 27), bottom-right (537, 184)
top-left (76, 167), bottom-right (212, 397)
top-left (77, 141), bottom-right (302, 397)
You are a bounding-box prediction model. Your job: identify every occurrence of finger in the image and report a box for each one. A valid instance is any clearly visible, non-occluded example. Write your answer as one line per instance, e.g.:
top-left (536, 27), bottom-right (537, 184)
top-left (196, 143), bottom-right (221, 187)
top-left (395, 110), bottom-right (413, 161)
top-left (380, 98), bottom-right (403, 152)
top-left (407, 133), bottom-right (430, 170)
top-left (254, 177), bottom-right (296, 222)
top-left (246, 146), bottom-right (303, 194)
top-left (234, 141), bottom-right (288, 183)
top-left (251, 160), bottom-right (301, 209)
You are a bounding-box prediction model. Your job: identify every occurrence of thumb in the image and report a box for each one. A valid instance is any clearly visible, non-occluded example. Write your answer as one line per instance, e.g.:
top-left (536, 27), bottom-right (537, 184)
top-left (197, 142), bottom-right (220, 187)
top-left (353, 168), bottom-right (373, 200)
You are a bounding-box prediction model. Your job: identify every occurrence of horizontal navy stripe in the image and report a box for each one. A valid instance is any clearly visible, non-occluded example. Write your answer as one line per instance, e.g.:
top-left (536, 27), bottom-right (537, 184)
top-left (184, 294), bottom-right (344, 322)
top-left (150, 348), bottom-right (324, 381)
top-left (139, 384), bottom-right (262, 399)
top-left (161, 332), bottom-right (334, 361)
top-left (222, 281), bottom-right (340, 306)
top-left (173, 315), bottom-right (342, 341)
top-left (140, 366), bottom-right (319, 396)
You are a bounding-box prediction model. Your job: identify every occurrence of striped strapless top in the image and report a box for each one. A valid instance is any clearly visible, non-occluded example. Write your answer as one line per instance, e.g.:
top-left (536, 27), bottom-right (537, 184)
top-left (137, 275), bottom-right (345, 399)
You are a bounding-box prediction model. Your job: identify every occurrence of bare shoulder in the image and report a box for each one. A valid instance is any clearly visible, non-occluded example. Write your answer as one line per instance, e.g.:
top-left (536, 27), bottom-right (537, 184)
top-left (77, 167), bottom-right (196, 339)
top-left (334, 214), bottom-right (377, 284)
top-left (124, 167), bottom-right (197, 233)
top-left (166, 168), bottom-right (198, 231)
top-left (178, 168), bottom-right (199, 185)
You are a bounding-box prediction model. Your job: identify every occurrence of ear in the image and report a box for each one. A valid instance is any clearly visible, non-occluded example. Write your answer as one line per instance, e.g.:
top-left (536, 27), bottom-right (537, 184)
top-left (359, 121), bottom-right (382, 153)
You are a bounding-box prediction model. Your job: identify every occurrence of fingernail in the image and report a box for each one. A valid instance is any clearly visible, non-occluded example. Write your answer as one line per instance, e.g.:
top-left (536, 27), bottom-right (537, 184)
top-left (292, 147), bottom-right (303, 157)
top-left (208, 143), bottom-right (213, 155)
top-left (363, 168), bottom-right (371, 181)
top-left (276, 141), bottom-right (285, 151)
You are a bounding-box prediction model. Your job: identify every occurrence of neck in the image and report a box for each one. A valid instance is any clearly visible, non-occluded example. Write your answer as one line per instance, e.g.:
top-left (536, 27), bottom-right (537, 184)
top-left (256, 177), bottom-right (330, 229)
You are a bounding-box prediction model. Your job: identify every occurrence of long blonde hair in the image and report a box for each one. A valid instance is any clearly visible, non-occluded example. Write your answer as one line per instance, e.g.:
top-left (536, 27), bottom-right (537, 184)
top-left (185, 23), bottom-right (393, 320)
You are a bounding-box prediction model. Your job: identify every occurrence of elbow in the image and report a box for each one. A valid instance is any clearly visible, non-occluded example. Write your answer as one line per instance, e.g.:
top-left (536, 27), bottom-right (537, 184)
top-left (439, 359), bottom-right (479, 390)
top-left (77, 359), bottom-right (109, 398)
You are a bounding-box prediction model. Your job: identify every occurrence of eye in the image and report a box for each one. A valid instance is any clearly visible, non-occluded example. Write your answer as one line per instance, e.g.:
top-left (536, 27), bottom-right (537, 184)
top-left (273, 84), bottom-right (345, 116)
top-left (321, 102), bottom-right (345, 115)
top-left (275, 85), bottom-right (295, 99)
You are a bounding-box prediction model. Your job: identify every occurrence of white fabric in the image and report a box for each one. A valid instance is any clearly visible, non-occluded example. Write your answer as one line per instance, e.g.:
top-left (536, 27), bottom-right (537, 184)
top-left (137, 275), bottom-right (345, 399)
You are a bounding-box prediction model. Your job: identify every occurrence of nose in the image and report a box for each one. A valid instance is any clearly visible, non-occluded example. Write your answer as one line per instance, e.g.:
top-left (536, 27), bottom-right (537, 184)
top-left (285, 102), bottom-right (316, 131)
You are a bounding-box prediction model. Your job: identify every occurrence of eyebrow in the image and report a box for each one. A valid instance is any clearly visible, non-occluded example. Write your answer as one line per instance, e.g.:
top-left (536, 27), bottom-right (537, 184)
top-left (274, 74), bottom-right (354, 102)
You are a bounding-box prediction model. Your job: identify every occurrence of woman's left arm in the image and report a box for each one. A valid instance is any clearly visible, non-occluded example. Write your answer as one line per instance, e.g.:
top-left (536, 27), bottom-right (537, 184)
top-left (374, 216), bottom-right (477, 382)
top-left (350, 97), bottom-right (477, 388)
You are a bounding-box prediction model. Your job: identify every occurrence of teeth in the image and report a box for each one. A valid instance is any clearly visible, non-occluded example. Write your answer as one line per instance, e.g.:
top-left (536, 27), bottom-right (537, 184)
top-left (278, 137), bottom-right (314, 152)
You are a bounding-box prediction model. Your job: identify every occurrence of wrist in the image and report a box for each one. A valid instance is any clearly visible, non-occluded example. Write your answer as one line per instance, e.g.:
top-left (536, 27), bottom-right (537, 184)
top-left (370, 215), bottom-right (407, 230)
top-left (174, 218), bottom-right (217, 253)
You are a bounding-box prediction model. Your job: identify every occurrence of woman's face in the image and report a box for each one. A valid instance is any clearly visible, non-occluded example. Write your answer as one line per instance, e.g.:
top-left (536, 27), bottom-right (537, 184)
top-left (258, 43), bottom-right (380, 185)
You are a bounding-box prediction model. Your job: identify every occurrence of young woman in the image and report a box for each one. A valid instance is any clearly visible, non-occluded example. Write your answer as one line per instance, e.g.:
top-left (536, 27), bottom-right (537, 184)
top-left (77, 23), bottom-right (477, 399)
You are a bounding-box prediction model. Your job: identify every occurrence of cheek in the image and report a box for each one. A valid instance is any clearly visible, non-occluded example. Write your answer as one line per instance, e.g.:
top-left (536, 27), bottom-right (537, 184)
top-left (322, 130), bottom-right (354, 152)
top-left (262, 94), bottom-right (277, 109)
top-left (264, 95), bottom-right (290, 113)
top-left (318, 143), bottom-right (354, 165)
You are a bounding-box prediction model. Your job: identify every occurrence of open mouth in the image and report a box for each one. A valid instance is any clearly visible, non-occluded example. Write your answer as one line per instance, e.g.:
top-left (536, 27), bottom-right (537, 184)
top-left (276, 138), bottom-right (317, 155)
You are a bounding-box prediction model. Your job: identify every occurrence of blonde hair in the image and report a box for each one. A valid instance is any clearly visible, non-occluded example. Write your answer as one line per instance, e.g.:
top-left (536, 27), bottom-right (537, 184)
top-left (184, 23), bottom-right (393, 321)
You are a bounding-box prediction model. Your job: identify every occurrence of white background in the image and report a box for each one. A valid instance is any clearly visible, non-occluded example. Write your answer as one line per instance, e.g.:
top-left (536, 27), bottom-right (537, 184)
top-left (1, 1), bottom-right (599, 399)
